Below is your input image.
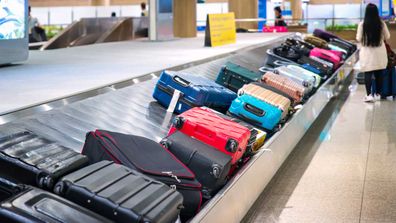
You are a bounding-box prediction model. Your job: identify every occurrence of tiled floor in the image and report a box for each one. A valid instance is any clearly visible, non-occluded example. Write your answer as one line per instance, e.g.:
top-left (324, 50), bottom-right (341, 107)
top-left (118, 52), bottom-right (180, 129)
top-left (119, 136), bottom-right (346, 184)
top-left (243, 82), bottom-right (396, 223)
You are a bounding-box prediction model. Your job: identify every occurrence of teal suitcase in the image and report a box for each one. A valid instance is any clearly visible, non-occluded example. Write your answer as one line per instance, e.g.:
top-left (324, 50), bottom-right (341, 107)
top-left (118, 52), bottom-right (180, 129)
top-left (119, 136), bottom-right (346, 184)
top-left (216, 62), bottom-right (263, 92)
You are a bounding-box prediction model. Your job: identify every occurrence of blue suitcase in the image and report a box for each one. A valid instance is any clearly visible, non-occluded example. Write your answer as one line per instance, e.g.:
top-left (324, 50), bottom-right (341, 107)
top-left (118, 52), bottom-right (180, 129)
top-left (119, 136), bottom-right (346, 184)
top-left (153, 70), bottom-right (237, 114)
top-left (228, 94), bottom-right (282, 131)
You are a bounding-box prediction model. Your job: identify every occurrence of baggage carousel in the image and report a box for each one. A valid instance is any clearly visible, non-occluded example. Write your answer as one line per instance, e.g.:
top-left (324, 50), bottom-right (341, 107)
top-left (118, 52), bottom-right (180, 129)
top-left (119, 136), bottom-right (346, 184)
top-left (0, 36), bottom-right (357, 223)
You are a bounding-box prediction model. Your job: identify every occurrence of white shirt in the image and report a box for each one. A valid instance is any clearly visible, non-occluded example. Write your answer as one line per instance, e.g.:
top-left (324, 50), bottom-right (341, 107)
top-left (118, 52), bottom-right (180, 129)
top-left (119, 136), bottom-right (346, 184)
top-left (356, 21), bottom-right (391, 72)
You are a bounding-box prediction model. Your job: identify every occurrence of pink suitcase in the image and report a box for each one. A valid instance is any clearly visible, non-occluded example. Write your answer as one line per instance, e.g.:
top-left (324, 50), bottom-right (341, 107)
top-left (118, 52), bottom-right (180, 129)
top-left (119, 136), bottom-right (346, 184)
top-left (309, 48), bottom-right (342, 69)
top-left (262, 26), bottom-right (288, 33)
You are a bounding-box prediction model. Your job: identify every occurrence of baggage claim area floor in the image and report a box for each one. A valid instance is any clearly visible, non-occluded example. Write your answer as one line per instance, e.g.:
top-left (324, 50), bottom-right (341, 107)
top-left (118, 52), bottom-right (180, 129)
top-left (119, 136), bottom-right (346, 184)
top-left (1, 32), bottom-right (395, 223)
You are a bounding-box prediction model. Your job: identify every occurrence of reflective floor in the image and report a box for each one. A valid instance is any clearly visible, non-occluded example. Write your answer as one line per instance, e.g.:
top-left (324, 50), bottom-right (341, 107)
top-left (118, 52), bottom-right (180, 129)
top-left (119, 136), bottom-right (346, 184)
top-left (243, 82), bottom-right (396, 223)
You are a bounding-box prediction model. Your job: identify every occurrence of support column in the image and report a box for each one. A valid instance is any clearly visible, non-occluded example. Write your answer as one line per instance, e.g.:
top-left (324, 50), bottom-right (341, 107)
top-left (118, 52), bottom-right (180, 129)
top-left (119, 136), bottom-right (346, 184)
top-left (149, 0), bottom-right (157, 40)
top-left (291, 0), bottom-right (303, 20)
top-left (229, 0), bottom-right (258, 30)
top-left (174, 0), bottom-right (197, 38)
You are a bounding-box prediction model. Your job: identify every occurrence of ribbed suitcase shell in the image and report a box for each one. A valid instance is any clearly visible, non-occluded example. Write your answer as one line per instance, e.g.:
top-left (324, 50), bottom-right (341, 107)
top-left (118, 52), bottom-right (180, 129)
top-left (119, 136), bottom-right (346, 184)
top-left (304, 35), bottom-right (329, 49)
top-left (169, 107), bottom-right (251, 165)
top-left (55, 161), bottom-right (183, 223)
top-left (153, 70), bottom-right (237, 114)
top-left (310, 56), bottom-right (335, 69)
top-left (0, 181), bottom-right (112, 223)
top-left (275, 66), bottom-right (315, 92)
top-left (309, 48), bottom-right (341, 68)
top-left (0, 131), bottom-right (88, 190)
top-left (215, 62), bottom-right (263, 92)
top-left (228, 94), bottom-right (283, 131)
top-left (239, 83), bottom-right (291, 119)
top-left (261, 72), bottom-right (306, 103)
top-left (286, 65), bottom-right (322, 87)
top-left (160, 131), bottom-right (231, 199)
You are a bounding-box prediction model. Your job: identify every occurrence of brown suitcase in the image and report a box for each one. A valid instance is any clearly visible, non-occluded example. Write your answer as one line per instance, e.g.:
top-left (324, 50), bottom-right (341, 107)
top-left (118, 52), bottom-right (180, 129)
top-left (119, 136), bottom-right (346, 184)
top-left (261, 72), bottom-right (306, 104)
top-left (304, 35), bottom-right (329, 49)
top-left (239, 83), bottom-right (291, 119)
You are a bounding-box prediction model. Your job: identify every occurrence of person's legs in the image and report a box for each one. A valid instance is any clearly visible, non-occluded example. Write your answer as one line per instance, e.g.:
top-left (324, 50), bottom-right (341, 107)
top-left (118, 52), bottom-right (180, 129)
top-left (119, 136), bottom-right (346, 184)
top-left (364, 72), bottom-right (373, 96)
top-left (373, 69), bottom-right (383, 96)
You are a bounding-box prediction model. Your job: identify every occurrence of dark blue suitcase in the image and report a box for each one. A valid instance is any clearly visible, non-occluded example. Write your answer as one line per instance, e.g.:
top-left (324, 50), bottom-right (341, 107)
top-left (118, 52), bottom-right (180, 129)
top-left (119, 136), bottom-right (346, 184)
top-left (153, 70), bottom-right (237, 114)
top-left (372, 67), bottom-right (396, 98)
top-left (228, 94), bottom-right (283, 131)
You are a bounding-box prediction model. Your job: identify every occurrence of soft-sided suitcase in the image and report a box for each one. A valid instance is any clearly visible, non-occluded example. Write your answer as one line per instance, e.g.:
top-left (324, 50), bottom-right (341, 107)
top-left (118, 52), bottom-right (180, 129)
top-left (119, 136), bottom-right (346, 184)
top-left (160, 131), bottom-right (231, 199)
top-left (309, 48), bottom-right (342, 68)
top-left (286, 64), bottom-right (322, 87)
top-left (272, 45), bottom-right (302, 62)
top-left (169, 107), bottom-right (251, 165)
top-left (274, 66), bottom-right (315, 92)
top-left (153, 70), bottom-right (237, 114)
top-left (0, 178), bottom-right (111, 223)
top-left (285, 38), bottom-right (315, 50)
top-left (266, 49), bottom-right (299, 67)
top-left (380, 67), bottom-right (396, 98)
top-left (228, 94), bottom-right (283, 131)
top-left (262, 26), bottom-right (288, 33)
top-left (304, 35), bottom-right (329, 49)
top-left (261, 72), bottom-right (307, 103)
top-left (216, 62), bottom-right (263, 92)
top-left (239, 83), bottom-right (292, 119)
top-left (54, 161), bottom-right (183, 223)
top-left (0, 131), bottom-right (89, 190)
top-left (313, 29), bottom-right (339, 42)
top-left (81, 130), bottom-right (202, 221)
top-left (297, 56), bottom-right (333, 78)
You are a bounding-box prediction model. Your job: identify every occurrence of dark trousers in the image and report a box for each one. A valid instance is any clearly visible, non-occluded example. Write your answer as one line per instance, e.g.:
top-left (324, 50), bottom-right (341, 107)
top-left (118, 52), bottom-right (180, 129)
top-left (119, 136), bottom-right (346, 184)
top-left (365, 70), bottom-right (383, 96)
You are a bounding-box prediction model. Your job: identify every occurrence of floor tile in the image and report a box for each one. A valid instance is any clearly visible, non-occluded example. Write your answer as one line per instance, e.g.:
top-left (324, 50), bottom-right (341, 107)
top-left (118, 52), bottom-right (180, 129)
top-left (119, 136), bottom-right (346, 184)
top-left (361, 198), bottom-right (396, 222)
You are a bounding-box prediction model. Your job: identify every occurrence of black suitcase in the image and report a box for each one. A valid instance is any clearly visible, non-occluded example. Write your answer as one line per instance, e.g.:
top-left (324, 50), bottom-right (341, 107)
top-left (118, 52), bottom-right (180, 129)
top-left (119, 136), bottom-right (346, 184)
top-left (160, 131), bottom-right (232, 199)
top-left (0, 178), bottom-right (111, 223)
top-left (81, 130), bottom-right (202, 222)
top-left (329, 38), bottom-right (357, 56)
top-left (55, 161), bottom-right (183, 223)
top-left (297, 56), bottom-right (333, 78)
top-left (0, 131), bottom-right (89, 190)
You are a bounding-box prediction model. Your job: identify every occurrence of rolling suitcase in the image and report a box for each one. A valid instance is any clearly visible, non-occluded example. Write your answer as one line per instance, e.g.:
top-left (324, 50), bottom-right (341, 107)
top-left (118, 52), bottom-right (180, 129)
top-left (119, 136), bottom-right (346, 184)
top-left (265, 49), bottom-right (299, 67)
top-left (272, 45), bottom-right (302, 62)
top-left (239, 83), bottom-right (292, 119)
top-left (285, 38), bottom-right (315, 51)
top-left (228, 94), bottom-right (283, 131)
top-left (286, 64), bottom-right (322, 87)
top-left (153, 70), bottom-right (236, 114)
top-left (309, 56), bottom-right (335, 70)
top-left (329, 38), bottom-right (356, 56)
top-left (304, 35), bottom-right (329, 49)
top-left (216, 62), bottom-right (263, 92)
top-left (160, 131), bottom-right (231, 199)
top-left (0, 178), bottom-right (111, 223)
top-left (380, 67), bottom-right (396, 98)
top-left (169, 107), bottom-right (251, 165)
top-left (261, 71), bottom-right (307, 103)
top-left (309, 48), bottom-right (342, 68)
top-left (81, 130), bottom-right (202, 222)
top-left (313, 29), bottom-right (339, 42)
top-left (297, 56), bottom-right (333, 78)
top-left (55, 161), bottom-right (183, 223)
top-left (0, 131), bottom-right (89, 190)
top-left (328, 44), bottom-right (348, 59)
top-left (274, 66), bottom-right (315, 92)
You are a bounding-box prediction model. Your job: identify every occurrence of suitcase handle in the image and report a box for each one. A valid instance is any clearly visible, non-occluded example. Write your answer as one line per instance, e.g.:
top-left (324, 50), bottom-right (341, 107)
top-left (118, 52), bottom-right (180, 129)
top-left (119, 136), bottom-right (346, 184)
top-left (243, 103), bottom-right (265, 117)
top-left (173, 75), bottom-right (190, 87)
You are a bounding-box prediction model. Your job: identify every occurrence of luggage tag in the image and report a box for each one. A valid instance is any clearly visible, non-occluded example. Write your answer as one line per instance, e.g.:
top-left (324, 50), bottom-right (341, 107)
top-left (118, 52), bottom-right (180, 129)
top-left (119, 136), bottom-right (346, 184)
top-left (167, 89), bottom-right (182, 113)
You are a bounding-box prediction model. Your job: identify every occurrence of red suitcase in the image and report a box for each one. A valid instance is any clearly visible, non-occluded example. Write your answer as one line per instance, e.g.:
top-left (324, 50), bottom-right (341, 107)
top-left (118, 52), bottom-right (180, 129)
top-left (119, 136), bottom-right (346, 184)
top-left (169, 107), bottom-right (251, 165)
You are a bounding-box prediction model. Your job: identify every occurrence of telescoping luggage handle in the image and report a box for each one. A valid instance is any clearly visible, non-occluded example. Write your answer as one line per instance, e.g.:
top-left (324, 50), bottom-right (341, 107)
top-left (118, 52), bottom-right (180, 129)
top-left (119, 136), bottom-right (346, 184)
top-left (244, 103), bottom-right (265, 117)
top-left (173, 75), bottom-right (191, 87)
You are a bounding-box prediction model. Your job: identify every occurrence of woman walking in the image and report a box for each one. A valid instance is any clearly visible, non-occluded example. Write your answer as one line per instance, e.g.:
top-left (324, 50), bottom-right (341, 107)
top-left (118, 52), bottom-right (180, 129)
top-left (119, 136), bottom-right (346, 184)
top-left (356, 3), bottom-right (391, 102)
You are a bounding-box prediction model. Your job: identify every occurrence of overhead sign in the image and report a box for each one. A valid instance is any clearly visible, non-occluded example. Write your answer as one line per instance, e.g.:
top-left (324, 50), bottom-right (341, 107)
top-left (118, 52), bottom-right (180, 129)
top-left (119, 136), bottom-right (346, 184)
top-left (204, 12), bottom-right (236, 47)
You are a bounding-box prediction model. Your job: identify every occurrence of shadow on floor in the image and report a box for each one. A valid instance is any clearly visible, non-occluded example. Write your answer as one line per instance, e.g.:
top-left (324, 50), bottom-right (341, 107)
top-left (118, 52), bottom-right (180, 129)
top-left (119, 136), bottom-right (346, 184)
top-left (242, 76), bottom-right (354, 222)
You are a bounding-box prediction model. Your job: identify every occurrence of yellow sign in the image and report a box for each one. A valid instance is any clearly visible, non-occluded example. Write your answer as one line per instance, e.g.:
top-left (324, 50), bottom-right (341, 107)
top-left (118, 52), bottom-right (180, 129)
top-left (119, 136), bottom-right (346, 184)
top-left (205, 13), bottom-right (236, 47)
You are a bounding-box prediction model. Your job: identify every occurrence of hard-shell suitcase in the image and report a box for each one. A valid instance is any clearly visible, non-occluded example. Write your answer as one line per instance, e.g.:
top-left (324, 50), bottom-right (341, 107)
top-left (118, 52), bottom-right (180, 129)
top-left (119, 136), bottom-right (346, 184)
top-left (169, 107), bottom-right (251, 165)
top-left (328, 44), bottom-right (348, 58)
top-left (239, 83), bottom-right (292, 119)
top-left (380, 67), bottom-right (396, 98)
top-left (160, 131), bottom-right (231, 199)
top-left (304, 35), bottom-right (329, 49)
top-left (274, 66), bottom-right (315, 92)
top-left (0, 178), bottom-right (111, 223)
top-left (266, 49), bottom-right (299, 67)
top-left (309, 56), bottom-right (335, 70)
top-left (228, 94), bottom-right (283, 131)
top-left (55, 161), bottom-right (183, 223)
top-left (286, 64), bottom-right (322, 87)
top-left (329, 38), bottom-right (356, 56)
top-left (313, 29), bottom-right (338, 42)
top-left (0, 131), bottom-right (89, 190)
top-left (297, 56), bottom-right (333, 78)
top-left (216, 62), bottom-right (263, 92)
top-left (285, 38), bottom-right (315, 50)
top-left (309, 48), bottom-right (342, 68)
top-left (272, 45), bottom-right (302, 62)
top-left (153, 70), bottom-right (237, 114)
top-left (81, 130), bottom-right (202, 221)
top-left (261, 72), bottom-right (307, 103)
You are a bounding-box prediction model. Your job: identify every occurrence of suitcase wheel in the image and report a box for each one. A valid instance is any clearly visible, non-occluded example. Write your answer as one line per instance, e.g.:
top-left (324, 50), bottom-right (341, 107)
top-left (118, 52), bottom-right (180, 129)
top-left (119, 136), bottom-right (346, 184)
top-left (226, 139), bottom-right (239, 153)
top-left (160, 139), bottom-right (171, 149)
top-left (54, 182), bottom-right (66, 195)
top-left (211, 164), bottom-right (222, 179)
top-left (38, 174), bottom-right (53, 190)
top-left (173, 117), bottom-right (185, 130)
top-left (237, 89), bottom-right (244, 97)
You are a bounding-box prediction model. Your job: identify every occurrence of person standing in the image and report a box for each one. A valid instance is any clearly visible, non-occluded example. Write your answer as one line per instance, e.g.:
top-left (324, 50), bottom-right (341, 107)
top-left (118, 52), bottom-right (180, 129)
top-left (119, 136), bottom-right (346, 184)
top-left (274, 6), bottom-right (287, 27)
top-left (356, 3), bottom-right (391, 102)
top-left (141, 2), bottom-right (148, 17)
